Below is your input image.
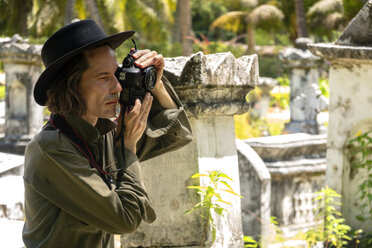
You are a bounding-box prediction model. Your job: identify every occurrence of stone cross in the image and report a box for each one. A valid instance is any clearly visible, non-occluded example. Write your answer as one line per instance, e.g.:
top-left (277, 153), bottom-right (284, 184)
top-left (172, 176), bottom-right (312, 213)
top-left (0, 35), bottom-right (43, 154)
top-left (279, 39), bottom-right (328, 134)
top-left (308, 0), bottom-right (372, 233)
top-left (122, 52), bottom-right (258, 247)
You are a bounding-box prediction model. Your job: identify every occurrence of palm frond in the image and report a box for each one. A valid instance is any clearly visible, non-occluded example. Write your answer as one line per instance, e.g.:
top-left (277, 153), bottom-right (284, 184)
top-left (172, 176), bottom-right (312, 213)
top-left (241, 0), bottom-right (258, 9)
top-left (308, 0), bottom-right (343, 16)
top-left (210, 11), bottom-right (248, 32)
top-left (324, 12), bottom-right (344, 29)
top-left (249, 4), bottom-right (284, 25)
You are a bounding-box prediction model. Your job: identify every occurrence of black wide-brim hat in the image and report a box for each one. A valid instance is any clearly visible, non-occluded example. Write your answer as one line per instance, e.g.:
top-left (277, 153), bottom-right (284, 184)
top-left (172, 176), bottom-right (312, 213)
top-left (34, 19), bottom-right (135, 106)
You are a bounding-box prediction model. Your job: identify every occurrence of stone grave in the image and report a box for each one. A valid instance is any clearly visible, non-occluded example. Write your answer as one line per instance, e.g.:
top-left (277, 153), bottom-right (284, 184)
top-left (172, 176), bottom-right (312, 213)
top-left (279, 38), bottom-right (328, 134)
top-left (308, 0), bottom-right (372, 233)
top-left (238, 133), bottom-right (327, 239)
top-left (0, 35), bottom-right (44, 154)
top-left (122, 51), bottom-right (258, 247)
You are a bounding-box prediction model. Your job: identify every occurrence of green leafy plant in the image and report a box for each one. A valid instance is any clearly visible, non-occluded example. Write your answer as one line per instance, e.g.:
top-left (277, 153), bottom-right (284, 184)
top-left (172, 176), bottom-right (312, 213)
top-left (319, 77), bottom-right (329, 98)
top-left (243, 235), bottom-right (258, 248)
top-left (184, 170), bottom-right (242, 247)
top-left (346, 130), bottom-right (372, 223)
top-left (305, 186), bottom-right (352, 248)
top-left (0, 85), bottom-right (5, 100)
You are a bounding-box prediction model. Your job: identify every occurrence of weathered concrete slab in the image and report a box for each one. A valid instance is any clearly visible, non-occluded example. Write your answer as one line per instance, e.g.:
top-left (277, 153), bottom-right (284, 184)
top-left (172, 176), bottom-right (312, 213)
top-left (245, 133), bottom-right (327, 161)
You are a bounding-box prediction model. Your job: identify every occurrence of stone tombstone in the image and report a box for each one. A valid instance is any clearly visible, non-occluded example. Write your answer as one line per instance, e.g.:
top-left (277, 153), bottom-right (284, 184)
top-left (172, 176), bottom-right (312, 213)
top-left (0, 35), bottom-right (43, 153)
top-left (236, 139), bottom-right (271, 246)
top-left (245, 133), bottom-right (326, 237)
top-left (279, 38), bottom-right (328, 134)
top-left (122, 52), bottom-right (258, 248)
top-left (308, 0), bottom-right (372, 232)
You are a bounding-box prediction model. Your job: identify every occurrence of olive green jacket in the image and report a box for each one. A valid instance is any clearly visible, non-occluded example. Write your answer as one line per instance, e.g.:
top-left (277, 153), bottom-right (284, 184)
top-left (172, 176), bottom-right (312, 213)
top-left (23, 78), bottom-right (193, 248)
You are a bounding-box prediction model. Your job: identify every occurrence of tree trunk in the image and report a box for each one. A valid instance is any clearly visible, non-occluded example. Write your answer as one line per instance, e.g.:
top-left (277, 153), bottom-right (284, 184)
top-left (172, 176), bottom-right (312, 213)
top-left (64, 0), bottom-right (77, 26)
top-left (294, 0), bottom-right (308, 38)
top-left (174, 0), bottom-right (193, 56)
top-left (246, 22), bottom-right (255, 54)
top-left (84, 0), bottom-right (105, 31)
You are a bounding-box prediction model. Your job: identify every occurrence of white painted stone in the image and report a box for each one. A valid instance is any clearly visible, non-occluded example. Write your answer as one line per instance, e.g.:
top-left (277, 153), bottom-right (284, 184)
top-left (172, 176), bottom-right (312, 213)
top-left (122, 116), bottom-right (244, 247)
top-left (308, 42), bottom-right (372, 231)
top-left (279, 45), bottom-right (327, 134)
top-left (236, 139), bottom-right (271, 246)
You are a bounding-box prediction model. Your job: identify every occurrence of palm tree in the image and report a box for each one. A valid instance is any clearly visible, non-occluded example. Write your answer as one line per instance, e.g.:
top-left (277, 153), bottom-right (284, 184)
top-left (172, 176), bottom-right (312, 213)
top-left (307, 0), bottom-right (344, 41)
top-left (84, 0), bottom-right (104, 29)
top-left (0, 0), bottom-right (33, 36)
top-left (210, 0), bottom-right (284, 53)
top-left (294, 0), bottom-right (307, 37)
top-left (102, 0), bottom-right (174, 42)
top-left (64, 0), bottom-right (77, 25)
top-left (173, 0), bottom-right (192, 55)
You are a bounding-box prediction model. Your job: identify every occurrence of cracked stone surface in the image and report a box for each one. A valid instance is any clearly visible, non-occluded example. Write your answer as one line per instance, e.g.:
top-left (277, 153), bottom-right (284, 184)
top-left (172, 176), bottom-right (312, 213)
top-left (164, 52), bottom-right (258, 116)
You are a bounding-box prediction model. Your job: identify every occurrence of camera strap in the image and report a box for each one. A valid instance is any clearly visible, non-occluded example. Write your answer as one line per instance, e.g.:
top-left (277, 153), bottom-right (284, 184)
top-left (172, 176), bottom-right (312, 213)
top-left (49, 114), bottom-right (120, 190)
top-left (114, 105), bottom-right (128, 186)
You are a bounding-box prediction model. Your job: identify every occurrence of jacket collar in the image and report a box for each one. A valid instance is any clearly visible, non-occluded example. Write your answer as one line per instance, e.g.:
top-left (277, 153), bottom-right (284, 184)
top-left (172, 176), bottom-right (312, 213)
top-left (64, 115), bottom-right (117, 144)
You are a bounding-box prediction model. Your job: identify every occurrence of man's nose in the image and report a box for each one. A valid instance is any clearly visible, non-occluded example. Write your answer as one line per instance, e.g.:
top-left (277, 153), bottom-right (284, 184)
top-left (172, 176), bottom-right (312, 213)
top-left (111, 76), bottom-right (122, 93)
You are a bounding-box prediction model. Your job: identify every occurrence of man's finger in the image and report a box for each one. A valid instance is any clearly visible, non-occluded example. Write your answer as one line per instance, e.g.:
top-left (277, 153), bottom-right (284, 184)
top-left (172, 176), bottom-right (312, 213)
top-left (138, 93), bottom-right (152, 119)
top-left (132, 49), bottom-right (151, 59)
top-left (135, 51), bottom-right (157, 64)
top-left (140, 95), bottom-right (153, 122)
top-left (127, 99), bottom-right (141, 118)
top-left (152, 54), bottom-right (164, 68)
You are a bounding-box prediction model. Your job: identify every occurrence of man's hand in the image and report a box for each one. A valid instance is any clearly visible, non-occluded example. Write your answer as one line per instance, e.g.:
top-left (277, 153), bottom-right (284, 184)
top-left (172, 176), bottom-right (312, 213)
top-left (116, 93), bottom-right (153, 154)
top-left (131, 49), bottom-right (177, 109)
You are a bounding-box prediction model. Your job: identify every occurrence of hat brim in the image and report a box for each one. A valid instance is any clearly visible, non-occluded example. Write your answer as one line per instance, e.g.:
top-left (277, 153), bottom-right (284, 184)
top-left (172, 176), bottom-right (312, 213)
top-left (34, 30), bottom-right (135, 106)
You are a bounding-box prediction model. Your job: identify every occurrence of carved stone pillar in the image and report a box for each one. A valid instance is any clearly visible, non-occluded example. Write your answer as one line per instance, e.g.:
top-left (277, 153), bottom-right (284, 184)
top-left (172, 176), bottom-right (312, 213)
top-left (279, 38), bottom-right (328, 134)
top-left (122, 52), bottom-right (258, 247)
top-left (0, 35), bottom-right (43, 154)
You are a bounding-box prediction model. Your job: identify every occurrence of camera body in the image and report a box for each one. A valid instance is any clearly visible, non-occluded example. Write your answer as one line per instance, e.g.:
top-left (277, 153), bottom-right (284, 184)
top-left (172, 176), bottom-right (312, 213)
top-left (115, 42), bottom-right (157, 106)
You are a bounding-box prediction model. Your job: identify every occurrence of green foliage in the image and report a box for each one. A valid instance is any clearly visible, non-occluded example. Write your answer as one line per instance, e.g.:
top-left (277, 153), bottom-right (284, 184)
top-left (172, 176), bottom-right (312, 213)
top-left (319, 77), bottom-right (330, 98)
top-left (243, 235), bottom-right (258, 248)
top-left (346, 131), bottom-right (372, 224)
top-left (255, 29), bottom-right (291, 46)
top-left (258, 53), bottom-right (285, 78)
top-left (343, 0), bottom-right (367, 22)
top-left (185, 170), bottom-right (242, 246)
top-left (305, 186), bottom-right (352, 248)
top-left (269, 90), bottom-right (289, 109)
top-left (276, 74), bottom-right (290, 86)
top-left (191, 0), bottom-right (231, 40)
top-left (0, 0), bottom-right (33, 36)
top-left (234, 110), bottom-right (286, 139)
top-left (0, 85), bottom-right (4, 100)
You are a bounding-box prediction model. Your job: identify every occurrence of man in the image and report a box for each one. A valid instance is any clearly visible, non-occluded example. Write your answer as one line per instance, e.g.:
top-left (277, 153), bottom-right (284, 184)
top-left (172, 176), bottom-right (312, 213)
top-left (23, 19), bottom-right (192, 247)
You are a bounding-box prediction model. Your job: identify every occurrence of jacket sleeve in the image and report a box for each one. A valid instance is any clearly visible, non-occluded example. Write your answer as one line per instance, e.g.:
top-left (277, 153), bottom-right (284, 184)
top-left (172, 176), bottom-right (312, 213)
top-left (136, 76), bottom-right (193, 162)
top-left (23, 133), bottom-right (156, 235)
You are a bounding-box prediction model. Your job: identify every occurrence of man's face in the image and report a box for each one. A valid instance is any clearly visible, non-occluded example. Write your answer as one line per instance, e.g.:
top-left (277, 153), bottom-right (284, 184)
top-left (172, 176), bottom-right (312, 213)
top-left (79, 45), bottom-right (122, 121)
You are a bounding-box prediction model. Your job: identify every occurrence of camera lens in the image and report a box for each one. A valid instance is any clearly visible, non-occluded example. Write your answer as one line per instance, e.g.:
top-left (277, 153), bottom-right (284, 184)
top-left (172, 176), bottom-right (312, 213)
top-left (122, 56), bottom-right (134, 68)
top-left (144, 67), bottom-right (157, 90)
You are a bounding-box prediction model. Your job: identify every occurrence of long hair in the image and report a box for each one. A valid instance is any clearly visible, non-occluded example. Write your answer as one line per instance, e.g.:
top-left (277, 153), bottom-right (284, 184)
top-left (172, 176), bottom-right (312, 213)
top-left (45, 53), bottom-right (89, 116)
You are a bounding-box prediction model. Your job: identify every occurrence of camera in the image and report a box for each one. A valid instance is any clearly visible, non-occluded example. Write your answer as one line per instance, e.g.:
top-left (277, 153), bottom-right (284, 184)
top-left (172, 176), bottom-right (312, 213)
top-left (115, 39), bottom-right (157, 106)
